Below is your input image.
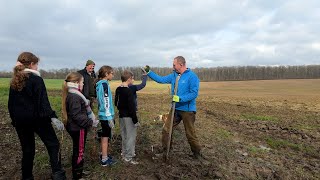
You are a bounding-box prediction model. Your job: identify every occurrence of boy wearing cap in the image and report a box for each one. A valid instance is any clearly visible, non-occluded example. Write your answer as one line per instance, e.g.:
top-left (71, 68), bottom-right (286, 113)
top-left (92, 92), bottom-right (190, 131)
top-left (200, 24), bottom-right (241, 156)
top-left (78, 60), bottom-right (97, 108)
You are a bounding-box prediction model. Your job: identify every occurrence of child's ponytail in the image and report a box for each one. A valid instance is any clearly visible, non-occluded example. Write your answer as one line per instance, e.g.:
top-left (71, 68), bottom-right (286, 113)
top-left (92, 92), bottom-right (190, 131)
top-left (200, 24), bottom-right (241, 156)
top-left (10, 52), bottom-right (39, 91)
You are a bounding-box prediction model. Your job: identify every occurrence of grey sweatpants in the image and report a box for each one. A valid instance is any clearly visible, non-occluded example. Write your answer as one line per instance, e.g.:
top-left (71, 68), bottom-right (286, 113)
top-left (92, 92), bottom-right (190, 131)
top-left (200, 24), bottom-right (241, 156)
top-left (119, 117), bottom-right (137, 159)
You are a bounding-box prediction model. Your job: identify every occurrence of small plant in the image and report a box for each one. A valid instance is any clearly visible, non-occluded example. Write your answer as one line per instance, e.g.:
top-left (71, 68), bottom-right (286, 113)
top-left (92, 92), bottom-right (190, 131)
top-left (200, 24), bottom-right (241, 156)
top-left (267, 137), bottom-right (320, 159)
top-left (215, 128), bottom-right (232, 139)
top-left (247, 145), bottom-right (270, 156)
top-left (295, 124), bottom-right (320, 131)
top-left (248, 146), bottom-right (261, 153)
top-left (265, 137), bottom-right (302, 151)
top-left (34, 153), bottom-right (50, 170)
top-left (242, 114), bottom-right (278, 122)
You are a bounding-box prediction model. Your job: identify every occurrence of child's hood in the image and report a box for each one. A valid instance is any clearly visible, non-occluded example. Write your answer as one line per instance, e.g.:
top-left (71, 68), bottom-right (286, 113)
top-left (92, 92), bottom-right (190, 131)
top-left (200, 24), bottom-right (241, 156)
top-left (96, 79), bottom-right (108, 87)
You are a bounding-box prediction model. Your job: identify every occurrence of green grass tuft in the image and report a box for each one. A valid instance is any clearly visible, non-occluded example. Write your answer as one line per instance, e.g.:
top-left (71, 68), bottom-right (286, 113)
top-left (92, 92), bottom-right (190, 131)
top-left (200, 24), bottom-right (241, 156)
top-left (265, 137), bottom-right (317, 156)
top-left (266, 137), bottom-right (300, 150)
top-left (242, 114), bottom-right (278, 122)
top-left (215, 128), bottom-right (232, 139)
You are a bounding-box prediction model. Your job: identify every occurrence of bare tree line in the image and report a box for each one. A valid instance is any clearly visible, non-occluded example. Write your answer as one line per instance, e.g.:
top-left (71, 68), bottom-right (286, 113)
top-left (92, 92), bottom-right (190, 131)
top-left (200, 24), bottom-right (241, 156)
top-left (1, 65), bottom-right (319, 81)
top-left (193, 65), bottom-right (320, 81)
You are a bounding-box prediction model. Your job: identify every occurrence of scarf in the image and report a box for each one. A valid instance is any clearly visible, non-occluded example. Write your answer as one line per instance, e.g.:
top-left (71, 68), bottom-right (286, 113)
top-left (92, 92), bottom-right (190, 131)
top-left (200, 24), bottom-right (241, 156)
top-left (24, 68), bottom-right (41, 76)
top-left (67, 82), bottom-right (95, 121)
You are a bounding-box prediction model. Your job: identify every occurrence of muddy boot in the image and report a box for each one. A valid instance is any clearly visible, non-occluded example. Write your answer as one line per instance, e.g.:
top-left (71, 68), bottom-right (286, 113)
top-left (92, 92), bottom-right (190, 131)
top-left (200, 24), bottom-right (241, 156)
top-left (193, 151), bottom-right (208, 160)
top-left (192, 151), bottom-right (210, 165)
top-left (51, 170), bottom-right (66, 180)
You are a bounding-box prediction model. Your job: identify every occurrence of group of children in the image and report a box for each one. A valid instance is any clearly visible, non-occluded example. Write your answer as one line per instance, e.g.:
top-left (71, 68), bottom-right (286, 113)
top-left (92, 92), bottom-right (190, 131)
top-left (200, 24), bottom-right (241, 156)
top-left (62, 65), bottom-right (147, 179)
top-left (8, 52), bottom-right (148, 180)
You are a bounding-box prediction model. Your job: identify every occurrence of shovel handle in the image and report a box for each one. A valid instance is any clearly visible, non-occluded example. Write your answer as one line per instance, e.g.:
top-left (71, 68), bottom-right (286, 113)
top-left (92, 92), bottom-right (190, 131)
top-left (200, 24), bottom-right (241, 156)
top-left (166, 74), bottom-right (181, 160)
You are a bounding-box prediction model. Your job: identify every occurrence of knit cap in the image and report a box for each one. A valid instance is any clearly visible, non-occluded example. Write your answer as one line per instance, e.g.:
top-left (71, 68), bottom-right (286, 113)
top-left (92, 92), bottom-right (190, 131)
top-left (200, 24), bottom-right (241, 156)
top-left (86, 59), bottom-right (95, 66)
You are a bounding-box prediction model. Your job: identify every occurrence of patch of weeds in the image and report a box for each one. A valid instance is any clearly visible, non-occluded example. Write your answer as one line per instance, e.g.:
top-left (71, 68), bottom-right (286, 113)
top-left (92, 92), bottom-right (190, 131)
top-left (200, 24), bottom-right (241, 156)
top-left (215, 128), bottom-right (232, 139)
top-left (247, 146), bottom-right (268, 156)
top-left (242, 114), bottom-right (278, 122)
top-left (266, 137), bottom-right (299, 150)
top-left (303, 146), bottom-right (319, 158)
top-left (248, 146), bottom-right (262, 153)
top-left (265, 137), bottom-right (316, 155)
top-left (295, 124), bottom-right (320, 131)
top-left (34, 153), bottom-right (50, 170)
top-left (293, 166), bottom-right (316, 180)
top-left (0, 87), bottom-right (9, 105)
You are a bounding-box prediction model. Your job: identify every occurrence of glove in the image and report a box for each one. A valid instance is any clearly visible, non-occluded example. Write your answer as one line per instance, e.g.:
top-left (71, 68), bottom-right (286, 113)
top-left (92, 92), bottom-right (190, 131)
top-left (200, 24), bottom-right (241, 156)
top-left (134, 122), bottom-right (141, 127)
top-left (92, 119), bottom-right (99, 128)
top-left (140, 67), bottom-right (147, 75)
top-left (108, 120), bottom-right (115, 129)
top-left (51, 118), bottom-right (64, 131)
top-left (144, 65), bottom-right (150, 73)
top-left (172, 95), bottom-right (180, 102)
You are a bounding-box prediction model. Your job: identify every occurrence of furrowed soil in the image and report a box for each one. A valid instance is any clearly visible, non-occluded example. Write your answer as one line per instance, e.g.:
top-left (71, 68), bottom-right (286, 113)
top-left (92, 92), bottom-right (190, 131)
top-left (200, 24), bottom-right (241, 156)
top-left (0, 79), bottom-right (319, 180)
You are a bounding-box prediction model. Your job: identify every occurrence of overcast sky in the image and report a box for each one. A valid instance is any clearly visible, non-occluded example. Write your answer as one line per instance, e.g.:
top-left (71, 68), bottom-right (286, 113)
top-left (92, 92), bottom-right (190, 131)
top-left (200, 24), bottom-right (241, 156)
top-left (0, 0), bottom-right (319, 71)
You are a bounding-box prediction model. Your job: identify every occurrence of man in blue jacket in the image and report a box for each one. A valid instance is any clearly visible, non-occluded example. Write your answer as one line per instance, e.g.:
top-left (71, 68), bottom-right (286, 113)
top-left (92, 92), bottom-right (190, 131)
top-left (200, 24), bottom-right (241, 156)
top-left (145, 56), bottom-right (203, 159)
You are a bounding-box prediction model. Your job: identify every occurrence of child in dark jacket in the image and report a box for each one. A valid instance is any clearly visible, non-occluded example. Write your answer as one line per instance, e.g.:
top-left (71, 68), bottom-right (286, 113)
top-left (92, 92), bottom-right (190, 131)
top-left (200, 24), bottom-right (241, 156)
top-left (115, 70), bottom-right (140, 165)
top-left (62, 72), bottom-right (99, 180)
top-left (128, 68), bottom-right (148, 111)
top-left (8, 52), bottom-right (66, 180)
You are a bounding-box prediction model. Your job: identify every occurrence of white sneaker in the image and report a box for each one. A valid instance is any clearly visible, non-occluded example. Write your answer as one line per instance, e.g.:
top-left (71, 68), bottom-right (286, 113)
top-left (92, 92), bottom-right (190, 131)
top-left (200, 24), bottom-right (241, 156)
top-left (121, 152), bottom-right (136, 157)
top-left (124, 157), bottom-right (139, 165)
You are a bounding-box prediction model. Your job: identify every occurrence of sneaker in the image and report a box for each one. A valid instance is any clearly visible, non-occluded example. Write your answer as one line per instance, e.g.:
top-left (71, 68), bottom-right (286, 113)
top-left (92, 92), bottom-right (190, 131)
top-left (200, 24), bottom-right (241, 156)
top-left (121, 152), bottom-right (136, 158)
top-left (82, 170), bottom-right (91, 176)
top-left (101, 158), bottom-right (116, 167)
top-left (99, 153), bottom-right (113, 160)
top-left (124, 157), bottom-right (139, 165)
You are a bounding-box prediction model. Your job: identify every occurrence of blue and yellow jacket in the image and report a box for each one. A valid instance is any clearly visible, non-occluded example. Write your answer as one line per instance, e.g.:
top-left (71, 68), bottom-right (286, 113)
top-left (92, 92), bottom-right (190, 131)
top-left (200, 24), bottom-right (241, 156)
top-left (148, 68), bottom-right (199, 112)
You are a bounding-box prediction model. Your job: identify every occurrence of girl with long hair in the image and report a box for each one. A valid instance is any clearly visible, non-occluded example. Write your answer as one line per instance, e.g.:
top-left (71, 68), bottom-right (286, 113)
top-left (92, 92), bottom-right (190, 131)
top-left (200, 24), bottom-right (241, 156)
top-left (95, 65), bottom-right (116, 166)
top-left (61, 72), bottom-right (98, 179)
top-left (8, 52), bottom-right (66, 180)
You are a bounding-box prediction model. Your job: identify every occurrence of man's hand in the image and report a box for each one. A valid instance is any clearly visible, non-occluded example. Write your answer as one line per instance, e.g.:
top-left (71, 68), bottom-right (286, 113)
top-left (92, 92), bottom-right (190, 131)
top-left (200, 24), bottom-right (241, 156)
top-left (144, 65), bottom-right (150, 73)
top-left (51, 118), bottom-right (65, 131)
top-left (172, 95), bottom-right (180, 102)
